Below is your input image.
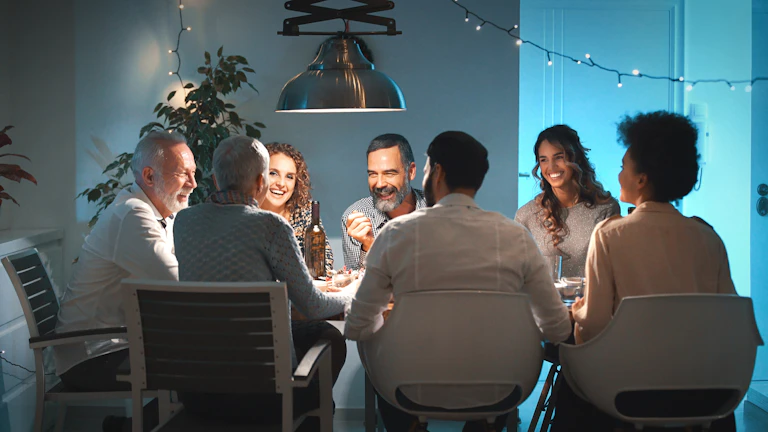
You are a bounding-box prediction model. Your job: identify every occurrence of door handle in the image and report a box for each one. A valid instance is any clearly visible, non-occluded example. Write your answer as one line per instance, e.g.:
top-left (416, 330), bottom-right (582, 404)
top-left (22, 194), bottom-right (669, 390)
top-left (518, 173), bottom-right (531, 178)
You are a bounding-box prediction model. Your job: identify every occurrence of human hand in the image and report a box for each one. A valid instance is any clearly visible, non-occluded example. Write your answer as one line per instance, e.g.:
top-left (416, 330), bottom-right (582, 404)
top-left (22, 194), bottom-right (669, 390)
top-left (345, 211), bottom-right (374, 251)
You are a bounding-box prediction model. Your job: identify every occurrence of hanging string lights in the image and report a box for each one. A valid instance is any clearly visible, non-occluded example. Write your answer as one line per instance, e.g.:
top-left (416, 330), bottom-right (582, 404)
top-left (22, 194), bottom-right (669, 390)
top-left (449, 0), bottom-right (766, 92)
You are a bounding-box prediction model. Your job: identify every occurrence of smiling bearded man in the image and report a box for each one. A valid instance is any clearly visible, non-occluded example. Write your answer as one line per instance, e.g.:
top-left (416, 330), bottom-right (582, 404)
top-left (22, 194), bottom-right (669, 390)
top-left (340, 134), bottom-right (428, 270)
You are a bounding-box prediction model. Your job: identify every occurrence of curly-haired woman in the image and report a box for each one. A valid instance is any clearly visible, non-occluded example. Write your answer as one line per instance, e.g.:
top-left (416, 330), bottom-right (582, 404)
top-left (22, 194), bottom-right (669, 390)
top-left (262, 143), bottom-right (334, 276)
top-left (514, 125), bottom-right (620, 278)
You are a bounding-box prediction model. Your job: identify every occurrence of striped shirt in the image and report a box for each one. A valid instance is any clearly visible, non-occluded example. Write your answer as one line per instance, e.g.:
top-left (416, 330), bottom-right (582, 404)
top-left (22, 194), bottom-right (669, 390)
top-left (340, 188), bottom-right (427, 270)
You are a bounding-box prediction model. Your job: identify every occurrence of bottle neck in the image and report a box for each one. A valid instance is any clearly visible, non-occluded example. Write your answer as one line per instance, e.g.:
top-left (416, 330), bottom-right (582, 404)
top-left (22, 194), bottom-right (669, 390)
top-left (311, 201), bottom-right (320, 225)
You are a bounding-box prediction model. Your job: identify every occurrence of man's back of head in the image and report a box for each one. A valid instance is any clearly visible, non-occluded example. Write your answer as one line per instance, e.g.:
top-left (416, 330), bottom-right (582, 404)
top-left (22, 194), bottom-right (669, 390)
top-left (423, 131), bottom-right (489, 206)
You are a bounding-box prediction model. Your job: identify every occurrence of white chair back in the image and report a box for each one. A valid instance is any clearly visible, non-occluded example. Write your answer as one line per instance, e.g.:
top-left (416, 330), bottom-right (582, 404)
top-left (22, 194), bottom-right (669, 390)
top-left (560, 294), bottom-right (763, 428)
top-left (359, 290), bottom-right (544, 421)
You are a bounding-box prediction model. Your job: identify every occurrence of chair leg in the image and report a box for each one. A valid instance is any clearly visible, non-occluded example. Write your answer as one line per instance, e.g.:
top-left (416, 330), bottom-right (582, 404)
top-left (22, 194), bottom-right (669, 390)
top-left (33, 351), bottom-right (46, 432)
top-left (540, 367), bottom-right (563, 432)
top-left (283, 391), bottom-right (294, 432)
top-left (132, 389), bottom-right (143, 432)
top-left (364, 374), bottom-right (377, 432)
top-left (507, 408), bottom-right (520, 431)
top-left (529, 364), bottom-right (557, 432)
top-left (54, 403), bottom-right (67, 432)
top-left (319, 352), bottom-right (333, 432)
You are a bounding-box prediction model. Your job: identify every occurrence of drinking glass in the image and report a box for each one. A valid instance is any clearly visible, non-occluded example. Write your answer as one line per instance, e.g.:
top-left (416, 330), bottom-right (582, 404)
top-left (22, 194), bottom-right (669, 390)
top-left (544, 255), bottom-right (563, 283)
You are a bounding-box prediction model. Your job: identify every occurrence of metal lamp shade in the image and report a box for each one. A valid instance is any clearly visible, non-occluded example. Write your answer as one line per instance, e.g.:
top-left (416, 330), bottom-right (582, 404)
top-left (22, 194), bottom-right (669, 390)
top-left (276, 38), bottom-right (406, 113)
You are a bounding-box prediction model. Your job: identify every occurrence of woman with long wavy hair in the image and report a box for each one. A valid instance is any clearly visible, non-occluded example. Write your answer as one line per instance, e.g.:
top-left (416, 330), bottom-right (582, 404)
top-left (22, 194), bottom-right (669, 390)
top-left (261, 142), bottom-right (334, 275)
top-left (514, 125), bottom-right (619, 278)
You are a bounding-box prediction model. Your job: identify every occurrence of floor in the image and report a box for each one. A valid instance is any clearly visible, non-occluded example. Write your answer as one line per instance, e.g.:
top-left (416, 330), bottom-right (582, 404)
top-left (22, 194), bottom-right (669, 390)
top-left (60, 381), bottom-right (768, 432)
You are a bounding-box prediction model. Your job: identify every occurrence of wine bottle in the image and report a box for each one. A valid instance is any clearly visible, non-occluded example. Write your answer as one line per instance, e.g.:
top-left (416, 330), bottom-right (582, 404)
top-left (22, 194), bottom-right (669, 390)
top-left (304, 200), bottom-right (326, 279)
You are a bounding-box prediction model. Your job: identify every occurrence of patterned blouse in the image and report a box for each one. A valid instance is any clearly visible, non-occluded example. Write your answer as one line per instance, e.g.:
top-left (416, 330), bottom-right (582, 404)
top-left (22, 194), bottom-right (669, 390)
top-left (289, 203), bottom-right (335, 275)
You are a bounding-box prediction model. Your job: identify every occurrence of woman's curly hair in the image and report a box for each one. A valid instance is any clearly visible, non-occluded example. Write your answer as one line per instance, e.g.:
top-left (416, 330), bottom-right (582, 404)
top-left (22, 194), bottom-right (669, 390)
top-left (265, 143), bottom-right (312, 215)
top-left (532, 125), bottom-right (613, 249)
top-left (617, 111), bottom-right (699, 202)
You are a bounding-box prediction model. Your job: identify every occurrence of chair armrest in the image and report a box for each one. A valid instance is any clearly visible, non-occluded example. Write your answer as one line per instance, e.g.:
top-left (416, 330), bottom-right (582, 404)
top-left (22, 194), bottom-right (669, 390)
top-left (293, 340), bottom-right (331, 386)
top-left (29, 327), bottom-right (127, 349)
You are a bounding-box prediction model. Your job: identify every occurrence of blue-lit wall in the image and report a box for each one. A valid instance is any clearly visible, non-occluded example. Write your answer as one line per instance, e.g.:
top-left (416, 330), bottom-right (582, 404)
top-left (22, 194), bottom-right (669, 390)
top-left (518, 0), bottom-right (755, 299)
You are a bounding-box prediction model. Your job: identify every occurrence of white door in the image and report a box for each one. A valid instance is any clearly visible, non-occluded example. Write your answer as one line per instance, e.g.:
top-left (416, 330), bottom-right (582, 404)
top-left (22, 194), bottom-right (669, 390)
top-left (518, 0), bottom-right (683, 212)
top-left (751, 0), bottom-right (768, 383)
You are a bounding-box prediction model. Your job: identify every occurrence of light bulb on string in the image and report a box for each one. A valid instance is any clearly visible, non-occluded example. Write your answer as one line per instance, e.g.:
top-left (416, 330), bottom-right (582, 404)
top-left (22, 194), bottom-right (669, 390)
top-left (168, 49), bottom-right (173, 54)
top-left (746, 85), bottom-right (753, 93)
top-left (679, 76), bottom-right (685, 82)
top-left (632, 69), bottom-right (640, 76)
top-left (617, 75), bottom-right (623, 88)
top-left (476, 24), bottom-right (482, 31)
top-left (186, 26), bottom-right (192, 31)
top-left (686, 84), bottom-right (694, 92)
top-left (513, 25), bottom-right (519, 29)
top-left (548, 60), bottom-right (553, 66)
top-left (179, 4), bottom-right (184, 9)
top-left (464, 11), bottom-right (469, 22)
top-left (169, 71), bottom-right (174, 76)
top-left (731, 86), bottom-right (736, 91)
top-left (576, 60), bottom-right (582, 65)
top-left (516, 39), bottom-right (523, 46)
top-left (585, 53), bottom-right (591, 59)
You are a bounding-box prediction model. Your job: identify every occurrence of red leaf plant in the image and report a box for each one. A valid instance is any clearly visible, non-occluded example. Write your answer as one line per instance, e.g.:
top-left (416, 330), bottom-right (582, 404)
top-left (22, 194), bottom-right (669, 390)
top-left (0, 126), bottom-right (37, 206)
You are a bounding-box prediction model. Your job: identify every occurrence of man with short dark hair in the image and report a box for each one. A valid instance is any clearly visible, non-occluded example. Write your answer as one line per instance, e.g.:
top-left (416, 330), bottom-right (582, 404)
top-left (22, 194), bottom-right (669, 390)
top-left (345, 131), bottom-right (571, 432)
top-left (341, 133), bottom-right (427, 270)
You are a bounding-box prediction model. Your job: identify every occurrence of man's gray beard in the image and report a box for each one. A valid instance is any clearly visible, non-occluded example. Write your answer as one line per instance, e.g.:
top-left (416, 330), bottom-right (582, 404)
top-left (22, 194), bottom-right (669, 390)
top-left (154, 175), bottom-right (189, 214)
top-left (373, 183), bottom-right (410, 213)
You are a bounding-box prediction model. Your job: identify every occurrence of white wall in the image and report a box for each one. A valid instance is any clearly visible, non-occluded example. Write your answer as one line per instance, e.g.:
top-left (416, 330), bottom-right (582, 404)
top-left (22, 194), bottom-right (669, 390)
top-left (6, 0), bottom-right (520, 284)
top-left (682, 0), bottom-right (752, 296)
top-left (5, 1), bottom-right (77, 276)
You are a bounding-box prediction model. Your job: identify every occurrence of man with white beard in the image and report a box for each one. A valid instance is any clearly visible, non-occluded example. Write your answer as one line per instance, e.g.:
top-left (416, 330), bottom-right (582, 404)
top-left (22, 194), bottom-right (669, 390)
top-left (341, 134), bottom-right (427, 270)
top-left (55, 131), bottom-right (196, 396)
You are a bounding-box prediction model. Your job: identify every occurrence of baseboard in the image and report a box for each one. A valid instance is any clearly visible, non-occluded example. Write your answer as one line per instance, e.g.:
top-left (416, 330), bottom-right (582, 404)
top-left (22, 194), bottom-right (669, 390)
top-left (747, 382), bottom-right (768, 413)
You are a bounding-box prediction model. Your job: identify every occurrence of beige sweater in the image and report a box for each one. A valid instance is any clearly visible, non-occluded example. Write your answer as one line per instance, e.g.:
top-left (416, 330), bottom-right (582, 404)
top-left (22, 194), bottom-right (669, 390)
top-left (573, 201), bottom-right (736, 342)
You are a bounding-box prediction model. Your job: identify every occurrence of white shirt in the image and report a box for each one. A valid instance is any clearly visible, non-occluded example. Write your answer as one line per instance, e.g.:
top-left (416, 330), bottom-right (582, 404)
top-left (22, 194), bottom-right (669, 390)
top-left (573, 201), bottom-right (736, 342)
top-left (55, 184), bottom-right (179, 375)
top-left (345, 194), bottom-right (571, 408)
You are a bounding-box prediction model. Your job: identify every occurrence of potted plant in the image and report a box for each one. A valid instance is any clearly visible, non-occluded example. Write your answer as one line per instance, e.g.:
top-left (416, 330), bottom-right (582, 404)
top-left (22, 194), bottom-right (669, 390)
top-left (0, 125), bottom-right (38, 206)
top-left (78, 47), bottom-right (265, 227)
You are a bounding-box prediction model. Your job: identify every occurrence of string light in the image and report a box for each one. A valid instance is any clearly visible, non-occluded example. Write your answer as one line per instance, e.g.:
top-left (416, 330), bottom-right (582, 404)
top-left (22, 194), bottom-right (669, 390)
top-left (447, 0), bottom-right (766, 91)
top-left (166, 0), bottom-right (189, 97)
top-left (465, 11), bottom-right (469, 22)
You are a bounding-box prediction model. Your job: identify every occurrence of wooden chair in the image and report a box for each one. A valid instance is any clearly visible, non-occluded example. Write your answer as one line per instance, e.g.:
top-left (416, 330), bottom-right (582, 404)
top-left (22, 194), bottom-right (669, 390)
top-left (2, 248), bottom-right (155, 432)
top-left (120, 279), bottom-right (334, 432)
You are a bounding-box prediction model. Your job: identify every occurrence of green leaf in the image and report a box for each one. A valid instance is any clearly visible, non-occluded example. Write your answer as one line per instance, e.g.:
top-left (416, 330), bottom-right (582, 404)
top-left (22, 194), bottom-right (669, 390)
top-left (246, 82), bottom-right (259, 94)
top-left (245, 125), bottom-right (262, 139)
top-left (153, 102), bottom-right (163, 113)
top-left (87, 188), bottom-right (101, 202)
top-left (204, 51), bottom-right (211, 65)
top-left (197, 66), bottom-right (208, 74)
top-left (236, 71), bottom-right (247, 82)
top-left (103, 160), bottom-right (120, 173)
top-left (235, 56), bottom-right (247, 64)
top-left (252, 122), bottom-right (266, 129)
top-left (243, 67), bottom-right (255, 73)
top-left (217, 46), bottom-right (223, 57)
top-left (184, 83), bottom-right (195, 89)
top-left (224, 103), bottom-right (235, 109)
top-left (167, 91), bottom-right (176, 101)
